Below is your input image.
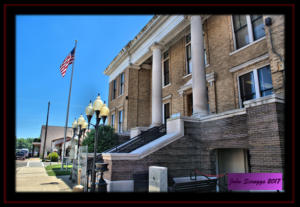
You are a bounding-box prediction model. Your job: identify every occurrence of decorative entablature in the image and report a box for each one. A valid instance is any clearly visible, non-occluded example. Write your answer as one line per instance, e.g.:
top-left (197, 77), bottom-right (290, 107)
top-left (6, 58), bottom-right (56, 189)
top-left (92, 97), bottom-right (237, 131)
top-left (103, 15), bottom-right (210, 83)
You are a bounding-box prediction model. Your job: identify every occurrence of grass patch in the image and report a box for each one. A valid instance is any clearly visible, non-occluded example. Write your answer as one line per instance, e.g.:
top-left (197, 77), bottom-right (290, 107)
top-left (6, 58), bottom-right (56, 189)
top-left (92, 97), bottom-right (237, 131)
top-left (45, 164), bottom-right (72, 176)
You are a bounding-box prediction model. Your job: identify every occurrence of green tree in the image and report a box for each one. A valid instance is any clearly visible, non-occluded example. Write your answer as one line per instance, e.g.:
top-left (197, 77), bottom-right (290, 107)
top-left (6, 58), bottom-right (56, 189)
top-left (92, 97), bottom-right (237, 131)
top-left (16, 138), bottom-right (36, 150)
top-left (81, 125), bottom-right (119, 153)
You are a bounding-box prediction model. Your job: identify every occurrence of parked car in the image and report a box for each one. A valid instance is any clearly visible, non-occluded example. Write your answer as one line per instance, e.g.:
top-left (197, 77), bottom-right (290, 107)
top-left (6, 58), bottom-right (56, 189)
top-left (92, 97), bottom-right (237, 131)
top-left (16, 151), bottom-right (26, 160)
top-left (21, 149), bottom-right (29, 158)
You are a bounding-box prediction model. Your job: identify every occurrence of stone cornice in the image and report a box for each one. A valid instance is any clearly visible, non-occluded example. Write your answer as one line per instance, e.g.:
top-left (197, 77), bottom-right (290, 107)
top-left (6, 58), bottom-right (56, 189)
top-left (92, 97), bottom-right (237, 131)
top-left (103, 15), bottom-right (164, 76)
top-left (104, 15), bottom-right (211, 82)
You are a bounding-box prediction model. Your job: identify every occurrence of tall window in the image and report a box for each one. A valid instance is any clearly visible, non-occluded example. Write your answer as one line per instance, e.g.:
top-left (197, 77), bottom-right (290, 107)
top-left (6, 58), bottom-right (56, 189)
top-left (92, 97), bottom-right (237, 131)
top-left (111, 114), bottom-right (115, 128)
top-left (239, 65), bottom-right (273, 107)
top-left (186, 34), bottom-right (192, 74)
top-left (232, 15), bottom-right (265, 50)
top-left (112, 79), bottom-right (117, 100)
top-left (185, 33), bottom-right (207, 75)
top-left (163, 51), bottom-right (170, 86)
top-left (120, 72), bottom-right (124, 95)
top-left (118, 110), bottom-right (123, 133)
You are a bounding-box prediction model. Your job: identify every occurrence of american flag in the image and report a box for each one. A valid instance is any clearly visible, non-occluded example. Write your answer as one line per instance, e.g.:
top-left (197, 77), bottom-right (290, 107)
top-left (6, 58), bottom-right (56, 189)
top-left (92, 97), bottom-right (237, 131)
top-left (59, 47), bottom-right (75, 77)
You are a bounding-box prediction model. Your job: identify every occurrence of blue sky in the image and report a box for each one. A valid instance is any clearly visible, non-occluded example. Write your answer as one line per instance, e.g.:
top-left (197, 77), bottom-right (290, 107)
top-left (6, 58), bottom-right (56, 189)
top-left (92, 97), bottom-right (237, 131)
top-left (16, 15), bottom-right (153, 138)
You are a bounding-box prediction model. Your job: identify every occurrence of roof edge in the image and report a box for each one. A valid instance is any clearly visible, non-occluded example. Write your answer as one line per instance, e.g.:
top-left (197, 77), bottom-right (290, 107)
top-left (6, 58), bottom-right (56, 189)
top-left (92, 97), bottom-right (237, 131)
top-left (103, 15), bottom-right (162, 76)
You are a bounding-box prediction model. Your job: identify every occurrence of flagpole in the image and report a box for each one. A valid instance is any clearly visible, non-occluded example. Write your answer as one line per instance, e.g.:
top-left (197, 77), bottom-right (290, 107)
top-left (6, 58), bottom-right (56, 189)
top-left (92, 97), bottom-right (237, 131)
top-left (61, 40), bottom-right (77, 169)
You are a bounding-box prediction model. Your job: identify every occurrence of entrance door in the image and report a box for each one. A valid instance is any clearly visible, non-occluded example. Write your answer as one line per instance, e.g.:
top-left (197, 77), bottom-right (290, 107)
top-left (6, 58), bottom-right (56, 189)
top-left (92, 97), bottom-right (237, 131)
top-left (217, 149), bottom-right (248, 191)
top-left (187, 93), bottom-right (193, 116)
top-left (163, 103), bottom-right (170, 124)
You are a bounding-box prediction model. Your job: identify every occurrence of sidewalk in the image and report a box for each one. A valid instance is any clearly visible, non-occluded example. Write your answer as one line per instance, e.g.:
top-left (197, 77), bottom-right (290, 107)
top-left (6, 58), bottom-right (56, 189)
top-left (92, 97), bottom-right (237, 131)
top-left (16, 158), bottom-right (74, 192)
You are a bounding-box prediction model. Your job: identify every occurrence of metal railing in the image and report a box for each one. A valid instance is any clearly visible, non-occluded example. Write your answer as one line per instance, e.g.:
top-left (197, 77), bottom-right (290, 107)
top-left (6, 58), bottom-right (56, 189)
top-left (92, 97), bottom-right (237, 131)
top-left (104, 124), bottom-right (166, 153)
top-left (189, 168), bottom-right (228, 192)
top-left (84, 125), bottom-right (166, 191)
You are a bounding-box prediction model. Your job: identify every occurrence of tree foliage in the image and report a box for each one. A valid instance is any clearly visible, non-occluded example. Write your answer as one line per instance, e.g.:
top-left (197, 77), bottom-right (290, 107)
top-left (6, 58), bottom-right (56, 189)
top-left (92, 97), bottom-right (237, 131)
top-left (16, 138), bottom-right (37, 150)
top-left (81, 125), bottom-right (119, 153)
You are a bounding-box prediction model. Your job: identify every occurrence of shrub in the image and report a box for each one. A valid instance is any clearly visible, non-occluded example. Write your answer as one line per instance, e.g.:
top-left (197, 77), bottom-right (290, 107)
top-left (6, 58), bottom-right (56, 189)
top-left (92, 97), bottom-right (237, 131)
top-left (81, 125), bottom-right (119, 153)
top-left (47, 152), bottom-right (59, 162)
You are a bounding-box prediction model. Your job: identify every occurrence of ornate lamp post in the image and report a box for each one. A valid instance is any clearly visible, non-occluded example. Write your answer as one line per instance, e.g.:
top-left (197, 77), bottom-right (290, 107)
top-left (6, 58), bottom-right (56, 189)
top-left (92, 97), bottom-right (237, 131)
top-left (85, 93), bottom-right (109, 192)
top-left (69, 116), bottom-right (87, 181)
top-left (69, 118), bottom-right (78, 180)
top-left (76, 114), bottom-right (87, 160)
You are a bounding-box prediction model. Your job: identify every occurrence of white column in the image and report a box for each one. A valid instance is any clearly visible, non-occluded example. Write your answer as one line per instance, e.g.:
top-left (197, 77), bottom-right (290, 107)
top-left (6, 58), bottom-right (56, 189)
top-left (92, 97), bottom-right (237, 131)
top-left (191, 16), bottom-right (209, 117)
top-left (150, 42), bottom-right (164, 126)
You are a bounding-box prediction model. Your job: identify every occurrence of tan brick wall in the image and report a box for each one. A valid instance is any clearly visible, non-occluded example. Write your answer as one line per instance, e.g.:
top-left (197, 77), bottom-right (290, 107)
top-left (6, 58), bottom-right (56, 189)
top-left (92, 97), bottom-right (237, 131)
top-left (137, 69), bottom-right (151, 126)
top-left (127, 68), bottom-right (139, 129)
top-left (107, 15), bottom-right (284, 132)
top-left (264, 15), bottom-right (285, 96)
top-left (108, 68), bottom-right (129, 133)
top-left (108, 67), bottom-right (152, 133)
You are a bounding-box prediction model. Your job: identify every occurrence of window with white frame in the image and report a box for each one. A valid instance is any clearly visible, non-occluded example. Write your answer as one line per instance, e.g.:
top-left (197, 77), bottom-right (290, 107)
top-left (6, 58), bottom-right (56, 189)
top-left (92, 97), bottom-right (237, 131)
top-left (118, 110), bottom-right (123, 133)
top-left (163, 50), bottom-right (170, 86)
top-left (185, 33), bottom-right (207, 75)
top-left (238, 65), bottom-right (273, 107)
top-left (119, 72), bottom-right (124, 95)
top-left (232, 15), bottom-right (266, 50)
top-left (111, 114), bottom-right (115, 128)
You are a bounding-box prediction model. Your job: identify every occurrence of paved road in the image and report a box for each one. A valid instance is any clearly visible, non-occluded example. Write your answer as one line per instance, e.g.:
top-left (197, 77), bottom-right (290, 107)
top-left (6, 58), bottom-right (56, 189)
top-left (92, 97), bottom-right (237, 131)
top-left (16, 158), bottom-right (74, 192)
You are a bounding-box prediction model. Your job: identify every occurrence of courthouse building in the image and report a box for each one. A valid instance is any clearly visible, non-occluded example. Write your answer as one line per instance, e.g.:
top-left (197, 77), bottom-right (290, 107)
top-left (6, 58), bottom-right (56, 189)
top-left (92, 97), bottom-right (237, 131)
top-left (102, 15), bottom-right (285, 192)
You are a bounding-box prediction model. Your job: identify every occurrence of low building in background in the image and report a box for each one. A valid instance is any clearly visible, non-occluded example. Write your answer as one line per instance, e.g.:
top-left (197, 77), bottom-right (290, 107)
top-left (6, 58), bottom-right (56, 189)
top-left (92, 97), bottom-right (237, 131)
top-left (39, 125), bottom-right (73, 158)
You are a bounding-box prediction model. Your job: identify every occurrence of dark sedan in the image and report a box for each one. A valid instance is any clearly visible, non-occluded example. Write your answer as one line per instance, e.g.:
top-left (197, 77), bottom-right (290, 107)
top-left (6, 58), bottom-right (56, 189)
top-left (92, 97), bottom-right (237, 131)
top-left (16, 151), bottom-right (26, 160)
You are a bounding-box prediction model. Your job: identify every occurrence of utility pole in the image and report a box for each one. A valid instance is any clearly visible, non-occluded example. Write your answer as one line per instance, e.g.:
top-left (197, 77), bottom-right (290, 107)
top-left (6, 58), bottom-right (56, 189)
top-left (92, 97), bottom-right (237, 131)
top-left (42, 101), bottom-right (50, 160)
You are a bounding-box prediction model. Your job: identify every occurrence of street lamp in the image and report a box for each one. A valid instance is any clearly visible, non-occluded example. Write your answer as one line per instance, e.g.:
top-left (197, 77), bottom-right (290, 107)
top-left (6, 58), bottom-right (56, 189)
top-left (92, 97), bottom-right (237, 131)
top-left (76, 114), bottom-right (87, 161)
top-left (85, 93), bottom-right (109, 192)
top-left (69, 116), bottom-right (88, 181)
top-left (69, 118), bottom-right (78, 180)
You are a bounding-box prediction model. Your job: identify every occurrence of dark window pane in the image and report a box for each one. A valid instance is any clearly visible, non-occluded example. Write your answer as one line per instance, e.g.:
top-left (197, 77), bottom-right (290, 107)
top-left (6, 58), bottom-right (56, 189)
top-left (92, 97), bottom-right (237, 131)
top-left (163, 51), bottom-right (169, 59)
top-left (186, 44), bottom-right (192, 74)
top-left (164, 103), bottom-right (170, 123)
top-left (239, 72), bottom-right (256, 104)
top-left (164, 59), bottom-right (169, 85)
top-left (251, 15), bottom-right (265, 40)
top-left (250, 15), bottom-right (261, 21)
top-left (258, 66), bottom-right (273, 97)
top-left (233, 15), bottom-right (247, 31)
top-left (165, 103), bottom-right (170, 118)
top-left (186, 44), bottom-right (191, 59)
top-left (112, 80), bottom-right (116, 99)
top-left (188, 60), bottom-right (192, 74)
top-left (186, 33), bottom-right (191, 43)
top-left (235, 26), bottom-right (249, 49)
top-left (118, 111), bottom-right (123, 133)
top-left (120, 73), bottom-right (124, 95)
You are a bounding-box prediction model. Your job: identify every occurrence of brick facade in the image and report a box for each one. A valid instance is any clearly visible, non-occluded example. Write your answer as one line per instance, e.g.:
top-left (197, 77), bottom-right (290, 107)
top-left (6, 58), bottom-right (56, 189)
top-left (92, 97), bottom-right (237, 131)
top-left (103, 101), bottom-right (284, 183)
top-left (106, 15), bottom-right (284, 135)
top-left (102, 15), bottom-right (285, 192)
